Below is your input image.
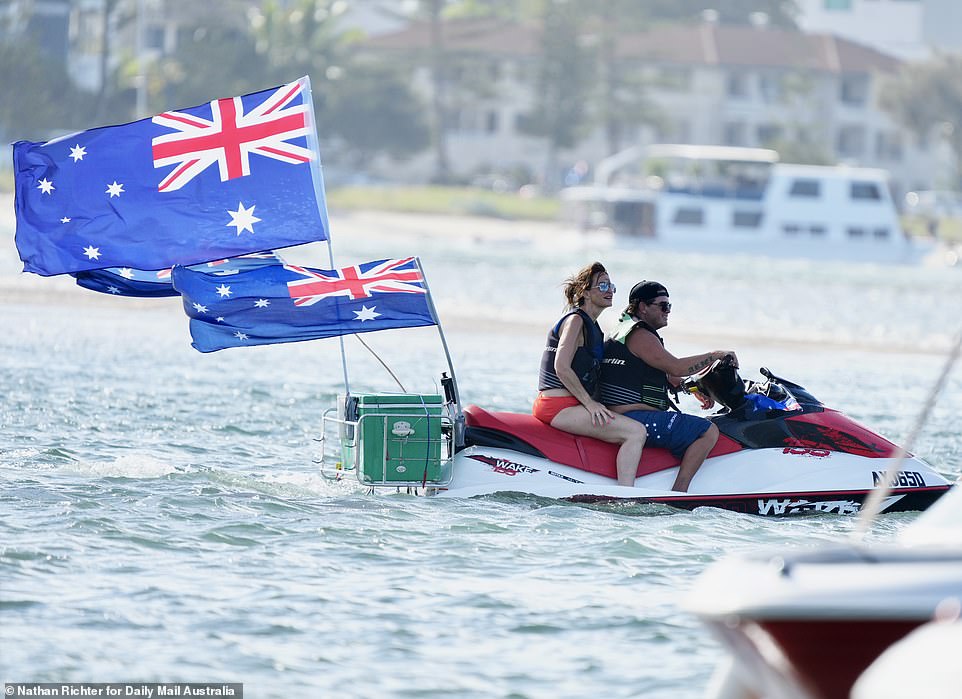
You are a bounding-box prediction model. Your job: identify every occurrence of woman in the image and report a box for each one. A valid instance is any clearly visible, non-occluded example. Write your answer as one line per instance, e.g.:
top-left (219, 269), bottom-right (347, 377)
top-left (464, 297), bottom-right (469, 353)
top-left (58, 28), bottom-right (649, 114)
top-left (534, 262), bottom-right (647, 486)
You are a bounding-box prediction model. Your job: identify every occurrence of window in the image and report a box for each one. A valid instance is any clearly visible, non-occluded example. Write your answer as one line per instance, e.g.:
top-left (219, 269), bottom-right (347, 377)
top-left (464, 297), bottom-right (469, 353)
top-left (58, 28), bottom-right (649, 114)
top-left (146, 24), bottom-right (166, 52)
top-left (875, 131), bottom-right (904, 160)
top-left (789, 179), bottom-right (821, 197)
top-left (782, 224), bottom-right (801, 235)
top-left (723, 122), bottom-right (746, 146)
top-left (756, 123), bottom-right (782, 146)
top-left (486, 110), bottom-right (499, 134)
top-left (673, 208), bottom-right (704, 225)
top-left (758, 74), bottom-right (783, 103)
top-left (873, 228), bottom-right (890, 239)
top-left (809, 225), bottom-right (827, 236)
top-left (514, 113), bottom-right (535, 133)
top-left (733, 211), bottom-right (763, 228)
top-left (727, 73), bottom-right (749, 98)
top-left (840, 75), bottom-right (868, 106)
top-left (847, 227), bottom-right (866, 238)
top-left (837, 125), bottom-right (865, 156)
top-left (851, 182), bottom-right (881, 200)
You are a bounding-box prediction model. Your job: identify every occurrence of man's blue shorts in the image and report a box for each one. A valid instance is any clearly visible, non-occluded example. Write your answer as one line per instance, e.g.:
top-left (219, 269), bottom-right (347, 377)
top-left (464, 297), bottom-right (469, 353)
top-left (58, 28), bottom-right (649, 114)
top-left (622, 410), bottom-right (712, 457)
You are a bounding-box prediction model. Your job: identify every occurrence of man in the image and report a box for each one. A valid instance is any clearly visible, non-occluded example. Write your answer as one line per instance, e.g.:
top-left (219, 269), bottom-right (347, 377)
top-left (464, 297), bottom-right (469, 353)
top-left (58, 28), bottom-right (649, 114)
top-left (599, 281), bottom-right (738, 492)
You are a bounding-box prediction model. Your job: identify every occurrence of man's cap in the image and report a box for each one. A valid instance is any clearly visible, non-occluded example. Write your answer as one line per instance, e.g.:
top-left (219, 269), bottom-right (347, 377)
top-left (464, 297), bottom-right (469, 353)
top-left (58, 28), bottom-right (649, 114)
top-left (629, 281), bottom-right (669, 303)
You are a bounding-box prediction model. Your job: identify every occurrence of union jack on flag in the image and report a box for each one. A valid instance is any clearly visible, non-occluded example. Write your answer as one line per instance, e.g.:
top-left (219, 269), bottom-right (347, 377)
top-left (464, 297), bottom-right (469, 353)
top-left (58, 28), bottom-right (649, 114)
top-left (152, 81), bottom-right (313, 192)
top-left (13, 76), bottom-right (328, 277)
top-left (171, 257), bottom-right (438, 353)
top-left (286, 257), bottom-right (426, 307)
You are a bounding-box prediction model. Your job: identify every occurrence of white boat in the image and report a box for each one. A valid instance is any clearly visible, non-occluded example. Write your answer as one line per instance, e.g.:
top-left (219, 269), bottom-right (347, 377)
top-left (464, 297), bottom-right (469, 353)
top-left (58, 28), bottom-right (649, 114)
top-left (560, 144), bottom-right (931, 264)
top-left (685, 454), bottom-right (962, 699)
top-left (319, 359), bottom-right (951, 517)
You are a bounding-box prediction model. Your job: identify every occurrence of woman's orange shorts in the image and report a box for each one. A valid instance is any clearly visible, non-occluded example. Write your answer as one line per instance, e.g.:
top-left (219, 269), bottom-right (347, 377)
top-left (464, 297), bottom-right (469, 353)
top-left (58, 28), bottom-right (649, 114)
top-left (532, 394), bottom-right (581, 425)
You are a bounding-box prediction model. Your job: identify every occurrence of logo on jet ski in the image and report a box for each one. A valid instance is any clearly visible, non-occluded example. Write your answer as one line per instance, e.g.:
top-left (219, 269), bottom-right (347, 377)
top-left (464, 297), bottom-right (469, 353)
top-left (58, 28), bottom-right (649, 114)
top-left (782, 446), bottom-right (831, 458)
top-left (467, 454), bottom-right (539, 476)
top-left (757, 498), bottom-right (861, 516)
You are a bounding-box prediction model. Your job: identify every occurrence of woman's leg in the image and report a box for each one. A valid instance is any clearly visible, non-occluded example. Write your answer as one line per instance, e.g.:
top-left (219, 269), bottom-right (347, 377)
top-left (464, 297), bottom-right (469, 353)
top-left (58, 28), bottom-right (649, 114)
top-left (550, 406), bottom-right (647, 487)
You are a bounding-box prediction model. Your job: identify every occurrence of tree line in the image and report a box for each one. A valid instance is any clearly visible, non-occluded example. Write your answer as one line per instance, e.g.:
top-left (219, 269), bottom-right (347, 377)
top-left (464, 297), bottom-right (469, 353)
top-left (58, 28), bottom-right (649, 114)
top-left (1, 0), bottom-right (959, 188)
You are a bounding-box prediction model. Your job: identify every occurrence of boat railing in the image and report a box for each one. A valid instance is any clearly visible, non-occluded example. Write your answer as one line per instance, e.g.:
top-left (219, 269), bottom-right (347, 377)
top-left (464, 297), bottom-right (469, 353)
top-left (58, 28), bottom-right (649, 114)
top-left (318, 407), bottom-right (454, 488)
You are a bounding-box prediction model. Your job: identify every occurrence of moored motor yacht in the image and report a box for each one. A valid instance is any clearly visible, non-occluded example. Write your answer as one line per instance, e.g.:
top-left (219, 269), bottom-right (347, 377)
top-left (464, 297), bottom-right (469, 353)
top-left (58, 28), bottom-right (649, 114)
top-left (559, 144), bottom-right (933, 265)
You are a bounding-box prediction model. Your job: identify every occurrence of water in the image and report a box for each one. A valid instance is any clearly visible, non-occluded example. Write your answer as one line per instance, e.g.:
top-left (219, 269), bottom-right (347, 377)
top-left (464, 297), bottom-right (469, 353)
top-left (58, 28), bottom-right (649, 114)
top-left (2, 204), bottom-right (961, 697)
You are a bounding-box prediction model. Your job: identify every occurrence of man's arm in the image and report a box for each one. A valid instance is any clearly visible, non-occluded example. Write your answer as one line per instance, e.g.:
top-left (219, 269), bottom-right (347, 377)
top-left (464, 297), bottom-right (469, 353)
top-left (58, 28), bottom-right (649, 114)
top-left (626, 331), bottom-right (736, 377)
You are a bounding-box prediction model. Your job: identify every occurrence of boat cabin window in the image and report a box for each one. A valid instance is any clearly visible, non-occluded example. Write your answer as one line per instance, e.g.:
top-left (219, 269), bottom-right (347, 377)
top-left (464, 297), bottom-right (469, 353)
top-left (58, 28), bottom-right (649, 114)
top-left (782, 224), bottom-right (801, 236)
top-left (733, 211), bottom-right (763, 228)
top-left (873, 227), bottom-right (890, 239)
top-left (850, 181), bottom-right (881, 200)
top-left (789, 179), bottom-right (821, 197)
top-left (673, 208), bottom-right (704, 225)
top-left (847, 226), bottom-right (866, 238)
top-left (809, 225), bottom-right (827, 236)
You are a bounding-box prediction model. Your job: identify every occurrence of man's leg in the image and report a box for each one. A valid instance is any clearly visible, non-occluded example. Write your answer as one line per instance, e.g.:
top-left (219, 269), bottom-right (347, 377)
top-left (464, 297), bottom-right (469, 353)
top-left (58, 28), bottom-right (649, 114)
top-left (671, 423), bottom-right (719, 492)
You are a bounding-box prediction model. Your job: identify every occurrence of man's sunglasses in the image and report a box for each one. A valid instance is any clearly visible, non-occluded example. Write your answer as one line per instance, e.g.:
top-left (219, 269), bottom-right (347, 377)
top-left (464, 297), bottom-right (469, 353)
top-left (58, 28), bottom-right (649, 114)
top-left (593, 281), bottom-right (616, 293)
top-left (648, 301), bottom-right (671, 312)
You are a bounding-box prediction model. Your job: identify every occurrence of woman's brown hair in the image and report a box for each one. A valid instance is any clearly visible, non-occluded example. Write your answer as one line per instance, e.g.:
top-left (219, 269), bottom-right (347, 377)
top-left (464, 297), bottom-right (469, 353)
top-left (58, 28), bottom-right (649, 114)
top-left (562, 261), bottom-right (606, 308)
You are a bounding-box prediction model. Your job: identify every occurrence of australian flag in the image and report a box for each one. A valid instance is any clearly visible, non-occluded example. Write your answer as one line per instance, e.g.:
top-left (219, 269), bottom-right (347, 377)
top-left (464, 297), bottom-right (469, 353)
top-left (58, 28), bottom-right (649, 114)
top-left (12, 77), bottom-right (328, 277)
top-left (73, 251), bottom-right (284, 297)
top-left (171, 257), bottom-right (438, 353)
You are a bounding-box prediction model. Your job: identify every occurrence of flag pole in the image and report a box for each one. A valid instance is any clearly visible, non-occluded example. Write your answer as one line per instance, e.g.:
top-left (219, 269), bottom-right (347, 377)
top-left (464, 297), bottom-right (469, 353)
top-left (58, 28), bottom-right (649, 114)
top-left (303, 74), bottom-right (350, 398)
top-left (415, 257), bottom-right (464, 447)
top-left (324, 239), bottom-right (351, 397)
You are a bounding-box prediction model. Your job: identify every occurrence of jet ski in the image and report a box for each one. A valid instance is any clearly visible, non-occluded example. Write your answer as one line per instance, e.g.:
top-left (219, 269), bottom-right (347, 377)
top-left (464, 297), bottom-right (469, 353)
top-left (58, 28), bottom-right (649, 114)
top-left (322, 359), bottom-right (951, 516)
top-left (442, 357), bottom-right (951, 515)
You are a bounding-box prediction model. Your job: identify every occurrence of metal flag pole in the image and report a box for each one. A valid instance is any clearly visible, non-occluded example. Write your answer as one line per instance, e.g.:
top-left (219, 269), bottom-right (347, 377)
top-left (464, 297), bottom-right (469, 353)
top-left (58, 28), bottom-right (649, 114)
top-left (415, 257), bottom-right (465, 447)
top-left (324, 238), bottom-right (351, 398)
top-left (301, 73), bottom-right (350, 399)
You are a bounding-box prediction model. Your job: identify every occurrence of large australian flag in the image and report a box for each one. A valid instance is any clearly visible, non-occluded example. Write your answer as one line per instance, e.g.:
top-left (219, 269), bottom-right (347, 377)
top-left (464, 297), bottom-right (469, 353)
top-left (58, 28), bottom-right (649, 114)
top-left (12, 77), bottom-right (329, 277)
top-left (172, 257), bottom-right (439, 353)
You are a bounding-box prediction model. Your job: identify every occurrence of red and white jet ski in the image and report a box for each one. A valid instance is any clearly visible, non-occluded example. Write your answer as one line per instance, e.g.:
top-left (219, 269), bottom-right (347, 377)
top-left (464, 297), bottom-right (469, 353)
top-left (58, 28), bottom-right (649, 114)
top-left (436, 360), bottom-right (952, 516)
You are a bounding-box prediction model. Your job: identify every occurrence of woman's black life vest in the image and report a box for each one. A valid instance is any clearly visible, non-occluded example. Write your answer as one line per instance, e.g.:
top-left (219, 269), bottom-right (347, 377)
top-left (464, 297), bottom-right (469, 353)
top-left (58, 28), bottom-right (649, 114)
top-left (599, 315), bottom-right (670, 410)
top-left (538, 309), bottom-right (604, 397)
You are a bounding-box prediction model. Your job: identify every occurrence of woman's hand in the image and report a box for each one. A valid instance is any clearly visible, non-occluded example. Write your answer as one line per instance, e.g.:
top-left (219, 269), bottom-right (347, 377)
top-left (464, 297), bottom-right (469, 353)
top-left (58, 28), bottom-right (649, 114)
top-left (585, 399), bottom-right (615, 426)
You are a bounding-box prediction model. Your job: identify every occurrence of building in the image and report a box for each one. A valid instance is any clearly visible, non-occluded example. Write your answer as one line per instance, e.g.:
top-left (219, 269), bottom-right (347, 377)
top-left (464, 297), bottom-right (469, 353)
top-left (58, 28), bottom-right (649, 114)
top-left (794, 0), bottom-right (962, 61)
top-left (364, 17), bottom-right (951, 196)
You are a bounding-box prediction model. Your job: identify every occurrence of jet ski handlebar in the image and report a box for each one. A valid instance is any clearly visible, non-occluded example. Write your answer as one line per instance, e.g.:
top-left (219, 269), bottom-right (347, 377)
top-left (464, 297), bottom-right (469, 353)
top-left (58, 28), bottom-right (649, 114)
top-left (684, 357), bottom-right (815, 415)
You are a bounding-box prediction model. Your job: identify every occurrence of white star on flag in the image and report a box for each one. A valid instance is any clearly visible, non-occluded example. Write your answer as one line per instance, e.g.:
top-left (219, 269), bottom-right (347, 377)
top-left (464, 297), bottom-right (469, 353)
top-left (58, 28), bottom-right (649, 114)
top-left (254, 299), bottom-right (270, 308)
top-left (106, 181), bottom-right (124, 197)
top-left (60, 217), bottom-right (71, 223)
top-left (107, 286), bottom-right (120, 294)
top-left (353, 305), bottom-right (381, 321)
top-left (192, 302), bottom-right (208, 313)
top-left (118, 268), bottom-right (135, 279)
top-left (216, 284), bottom-right (232, 298)
top-left (226, 202), bottom-right (261, 235)
top-left (69, 145), bottom-right (86, 162)
top-left (37, 178), bottom-right (54, 194)
top-left (234, 331), bottom-right (249, 341)
top-left (83, 245), bottom-right (101, 260)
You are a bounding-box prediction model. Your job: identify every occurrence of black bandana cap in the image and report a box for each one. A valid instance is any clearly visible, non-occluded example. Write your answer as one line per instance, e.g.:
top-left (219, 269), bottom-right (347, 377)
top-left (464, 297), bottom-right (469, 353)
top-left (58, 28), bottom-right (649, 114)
top-left (629, 280), bottom-right (669, 304)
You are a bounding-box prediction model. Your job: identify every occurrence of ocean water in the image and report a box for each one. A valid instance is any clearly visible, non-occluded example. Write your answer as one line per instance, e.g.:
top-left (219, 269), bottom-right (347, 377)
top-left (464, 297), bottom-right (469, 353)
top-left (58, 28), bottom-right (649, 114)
top-left (2, 204), bottom-right (961, 698)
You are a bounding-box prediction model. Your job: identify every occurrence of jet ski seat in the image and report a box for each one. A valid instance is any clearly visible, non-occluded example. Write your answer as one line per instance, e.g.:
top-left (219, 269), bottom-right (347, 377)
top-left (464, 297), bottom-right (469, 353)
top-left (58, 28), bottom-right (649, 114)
top-left (463, 405), bottom-right (740, 480)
